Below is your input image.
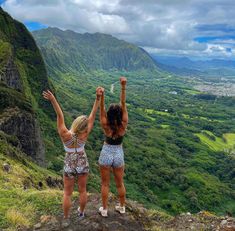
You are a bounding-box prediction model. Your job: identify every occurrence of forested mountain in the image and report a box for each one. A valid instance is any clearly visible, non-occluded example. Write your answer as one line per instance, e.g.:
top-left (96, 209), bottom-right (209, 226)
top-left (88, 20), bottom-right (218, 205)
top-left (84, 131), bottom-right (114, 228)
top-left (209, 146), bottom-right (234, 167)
top-left (33, 27), bottom-right (235, 217)
top-left (33, 27), bottom-right (158, 73)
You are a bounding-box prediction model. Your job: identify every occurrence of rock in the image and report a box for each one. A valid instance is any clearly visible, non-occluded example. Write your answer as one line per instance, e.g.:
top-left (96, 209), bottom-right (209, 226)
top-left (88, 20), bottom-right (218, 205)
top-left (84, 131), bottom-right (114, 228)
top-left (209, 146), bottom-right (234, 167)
top-left (186, 212), bottom-right (191, 216)
top-left (34, 223), bottom-right (41, 229)
top-left (227, 217), bottom-right (234, 222)
top-left (61, 219), bottom-right (70, 228)
top-left (221, 220), bottom-right (228, 226)
top-left (223, 226), bottom-right (235, 231)
top-left (0, 55), bottom-right (22, 91)
top-left (46, 176), bottom-right (63, 188)
top-left (226, 211), bottom-right (233, 217)
top-left (198, 210), bottom-right (215, 217)
top-left (3, 163), bottom-right (11, 172)
top-left (23, 177), bottom-right (32, 190)
top-left (40, 215), bottom-right (57, 224)
top-left (38, 182), bottom-right (43, 189)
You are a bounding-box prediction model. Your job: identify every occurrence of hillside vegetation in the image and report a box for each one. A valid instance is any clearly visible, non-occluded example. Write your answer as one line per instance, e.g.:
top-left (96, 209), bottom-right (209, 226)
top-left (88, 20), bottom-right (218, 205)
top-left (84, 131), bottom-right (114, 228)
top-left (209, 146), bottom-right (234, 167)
top-left (0, 7), bottom-right (67, 230)
top-left (0, 131), bottom-right (65, 230)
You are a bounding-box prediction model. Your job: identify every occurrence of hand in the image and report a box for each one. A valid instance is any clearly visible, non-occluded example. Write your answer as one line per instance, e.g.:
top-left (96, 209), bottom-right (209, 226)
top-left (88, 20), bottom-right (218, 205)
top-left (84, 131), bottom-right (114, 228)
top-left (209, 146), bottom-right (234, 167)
top-left (120, 77), bottom-right (127, 86)
top-left (42, 90), bottom-right (55, 101)
top-left (96, 87), bottom-right (104, 97)
top-left (100, 87), bottom-right (105, 95)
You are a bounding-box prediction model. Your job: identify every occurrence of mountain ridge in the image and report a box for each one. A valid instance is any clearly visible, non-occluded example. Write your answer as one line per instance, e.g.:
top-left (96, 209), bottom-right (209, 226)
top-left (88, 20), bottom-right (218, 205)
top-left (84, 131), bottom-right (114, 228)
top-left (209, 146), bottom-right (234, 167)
top-left (152, 55), bottom-right (235, 76)
top-left (32, 27), bottom-right (159, 73)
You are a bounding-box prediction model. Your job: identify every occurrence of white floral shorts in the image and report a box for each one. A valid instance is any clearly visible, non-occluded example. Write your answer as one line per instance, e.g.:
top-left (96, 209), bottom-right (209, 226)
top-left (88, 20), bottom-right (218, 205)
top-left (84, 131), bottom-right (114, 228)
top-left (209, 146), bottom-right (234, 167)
top-left (99, 144), bottom-right (124, 168)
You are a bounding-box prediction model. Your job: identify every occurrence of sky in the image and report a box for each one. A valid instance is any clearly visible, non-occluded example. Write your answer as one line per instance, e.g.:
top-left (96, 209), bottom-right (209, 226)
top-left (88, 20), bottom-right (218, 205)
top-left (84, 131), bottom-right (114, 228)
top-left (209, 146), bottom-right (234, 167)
top-left (1, 0), bottom-right (235, 60)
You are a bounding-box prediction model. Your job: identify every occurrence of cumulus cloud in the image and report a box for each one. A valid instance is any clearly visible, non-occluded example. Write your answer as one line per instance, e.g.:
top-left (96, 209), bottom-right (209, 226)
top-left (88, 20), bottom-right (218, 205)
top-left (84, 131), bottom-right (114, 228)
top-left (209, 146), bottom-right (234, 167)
top-left (2, 0), bottom-right (130, 33)
top-left (2, 0), bottom-right (235, 58)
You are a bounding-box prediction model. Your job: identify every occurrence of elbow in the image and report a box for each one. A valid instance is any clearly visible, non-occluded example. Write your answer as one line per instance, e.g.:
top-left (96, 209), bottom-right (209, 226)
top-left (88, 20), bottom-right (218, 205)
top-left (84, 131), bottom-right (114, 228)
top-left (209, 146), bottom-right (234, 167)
top-left (57, 114), bottom-right (64, 120)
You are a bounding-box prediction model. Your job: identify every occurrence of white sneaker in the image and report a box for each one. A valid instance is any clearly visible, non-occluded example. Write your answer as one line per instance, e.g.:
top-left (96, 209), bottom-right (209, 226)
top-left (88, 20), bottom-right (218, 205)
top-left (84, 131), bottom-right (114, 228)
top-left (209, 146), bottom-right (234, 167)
top-left (99, 207), bottom-right (108, 217)
top-left (77, 207), bottom-right (85, 219)
top-left (115, 204), bottom-right (125, 214)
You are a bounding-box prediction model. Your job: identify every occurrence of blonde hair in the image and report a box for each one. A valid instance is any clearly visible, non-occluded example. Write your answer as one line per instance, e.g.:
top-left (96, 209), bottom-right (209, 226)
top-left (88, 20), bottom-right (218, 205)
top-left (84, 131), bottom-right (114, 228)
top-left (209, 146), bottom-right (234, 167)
top-left (70, 115), bottom-right (88, 135)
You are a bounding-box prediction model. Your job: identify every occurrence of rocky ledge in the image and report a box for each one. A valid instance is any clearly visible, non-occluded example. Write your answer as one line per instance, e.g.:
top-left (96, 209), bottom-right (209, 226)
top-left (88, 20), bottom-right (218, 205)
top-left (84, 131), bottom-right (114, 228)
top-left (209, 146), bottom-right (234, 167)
top-left (24, 193), bottom-right (235, 231)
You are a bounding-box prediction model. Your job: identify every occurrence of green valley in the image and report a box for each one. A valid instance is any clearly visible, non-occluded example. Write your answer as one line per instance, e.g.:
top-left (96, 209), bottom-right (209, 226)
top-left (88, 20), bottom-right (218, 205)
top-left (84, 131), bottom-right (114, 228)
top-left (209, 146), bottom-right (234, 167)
top-left (32, 28), bottom-right (235, 216)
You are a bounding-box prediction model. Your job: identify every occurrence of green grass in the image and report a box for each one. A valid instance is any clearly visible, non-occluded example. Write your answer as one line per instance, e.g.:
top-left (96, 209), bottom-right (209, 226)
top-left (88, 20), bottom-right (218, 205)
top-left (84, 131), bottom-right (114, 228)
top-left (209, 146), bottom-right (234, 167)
top-left (145, 109), bottom-right (171, 116)
top-left (182, 114), bottom-right (190, 119)
top-left (0, 188), bottom-right (64, 229)
top-left (160, 124), bottom-right (170, 128)
top-left (223, 133), bottom-right (235, 147)
top-left (0, 40), bottom-right (11, 70)
top-left (0, 137), bottom-right (59, 189)
top-left (0, 136), bottom-right (67, 229)
top-left (184, 89), bottom-right (201, 95)
top-left (196, 130), bottom-right (235, 152)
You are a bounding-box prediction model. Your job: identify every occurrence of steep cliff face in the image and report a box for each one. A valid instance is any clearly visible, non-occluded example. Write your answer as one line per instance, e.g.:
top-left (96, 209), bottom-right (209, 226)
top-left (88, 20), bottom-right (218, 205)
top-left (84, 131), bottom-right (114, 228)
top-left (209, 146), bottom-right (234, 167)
top-left (0, 7), bottom-right (52, 165)
top-left (0, 54), bottom-right (22, 91)
top-left (0, 39), bottom-right (22, 91)
top-left (0, 107), bottom-right (45, 165)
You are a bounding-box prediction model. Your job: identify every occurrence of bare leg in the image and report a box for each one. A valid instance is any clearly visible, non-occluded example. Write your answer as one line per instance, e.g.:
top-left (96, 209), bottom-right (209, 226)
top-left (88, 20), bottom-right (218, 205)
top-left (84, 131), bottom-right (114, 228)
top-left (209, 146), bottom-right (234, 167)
top-left (77, 173), bottom-right (88, 213)
top-left (113, 166), bottom-right (126, 206)
top-left (100, 165), bottom-right (111, 209)
top-left (63, 176), bottom-right (75, 218)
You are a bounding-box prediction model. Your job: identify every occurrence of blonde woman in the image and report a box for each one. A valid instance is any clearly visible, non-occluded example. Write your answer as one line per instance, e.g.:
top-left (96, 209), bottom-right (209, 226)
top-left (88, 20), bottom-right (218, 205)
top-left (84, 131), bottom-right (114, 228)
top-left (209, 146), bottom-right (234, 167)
top-left (43, 87), bottom-right (102, 223)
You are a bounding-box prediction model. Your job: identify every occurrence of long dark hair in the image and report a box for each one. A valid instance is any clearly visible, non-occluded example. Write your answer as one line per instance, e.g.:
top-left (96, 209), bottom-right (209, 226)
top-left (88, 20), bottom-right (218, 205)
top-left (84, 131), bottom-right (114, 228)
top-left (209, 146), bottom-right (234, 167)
top-left (107, 103), bottom-right (123, 138)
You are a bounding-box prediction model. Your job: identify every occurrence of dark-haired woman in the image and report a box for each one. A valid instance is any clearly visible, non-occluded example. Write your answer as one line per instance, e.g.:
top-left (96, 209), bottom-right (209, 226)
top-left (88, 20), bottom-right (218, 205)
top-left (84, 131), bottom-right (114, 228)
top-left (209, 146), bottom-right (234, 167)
top-left (98, 77), bottom-right (128, 217)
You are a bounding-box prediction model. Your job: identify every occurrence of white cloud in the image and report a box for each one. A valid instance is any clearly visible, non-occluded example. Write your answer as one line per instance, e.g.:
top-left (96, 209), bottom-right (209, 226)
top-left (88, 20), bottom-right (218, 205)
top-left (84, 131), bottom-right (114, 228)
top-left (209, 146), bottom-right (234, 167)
top-left (2, 0), bottom-right (129, 33)
top-left (2, 0), bottom-right (235, 58)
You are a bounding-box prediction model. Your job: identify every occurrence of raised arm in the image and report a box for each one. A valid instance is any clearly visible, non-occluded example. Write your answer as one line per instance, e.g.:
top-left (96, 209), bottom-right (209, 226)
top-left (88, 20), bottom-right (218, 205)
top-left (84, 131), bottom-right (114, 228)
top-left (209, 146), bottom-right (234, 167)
top-left (100, 88), bottom-right (108, 129)
top-left (120, 77), bottom-right (128, 126)
top-left (42, 90), bottom-right (68, 136)
top-left (87, 87), bottom-right (103, 133)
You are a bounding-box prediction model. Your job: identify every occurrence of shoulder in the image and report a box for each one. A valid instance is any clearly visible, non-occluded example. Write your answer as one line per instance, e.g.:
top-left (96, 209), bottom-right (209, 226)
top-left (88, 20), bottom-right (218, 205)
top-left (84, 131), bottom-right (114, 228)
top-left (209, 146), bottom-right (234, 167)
top-left (60, 130), bottom-right (73, 143)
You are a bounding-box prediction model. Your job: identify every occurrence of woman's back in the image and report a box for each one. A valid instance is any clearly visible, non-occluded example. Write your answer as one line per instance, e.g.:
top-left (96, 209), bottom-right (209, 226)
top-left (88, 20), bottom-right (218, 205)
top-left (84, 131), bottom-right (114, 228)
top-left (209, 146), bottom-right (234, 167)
top-left (63, 131), bottom-right (86, 153)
